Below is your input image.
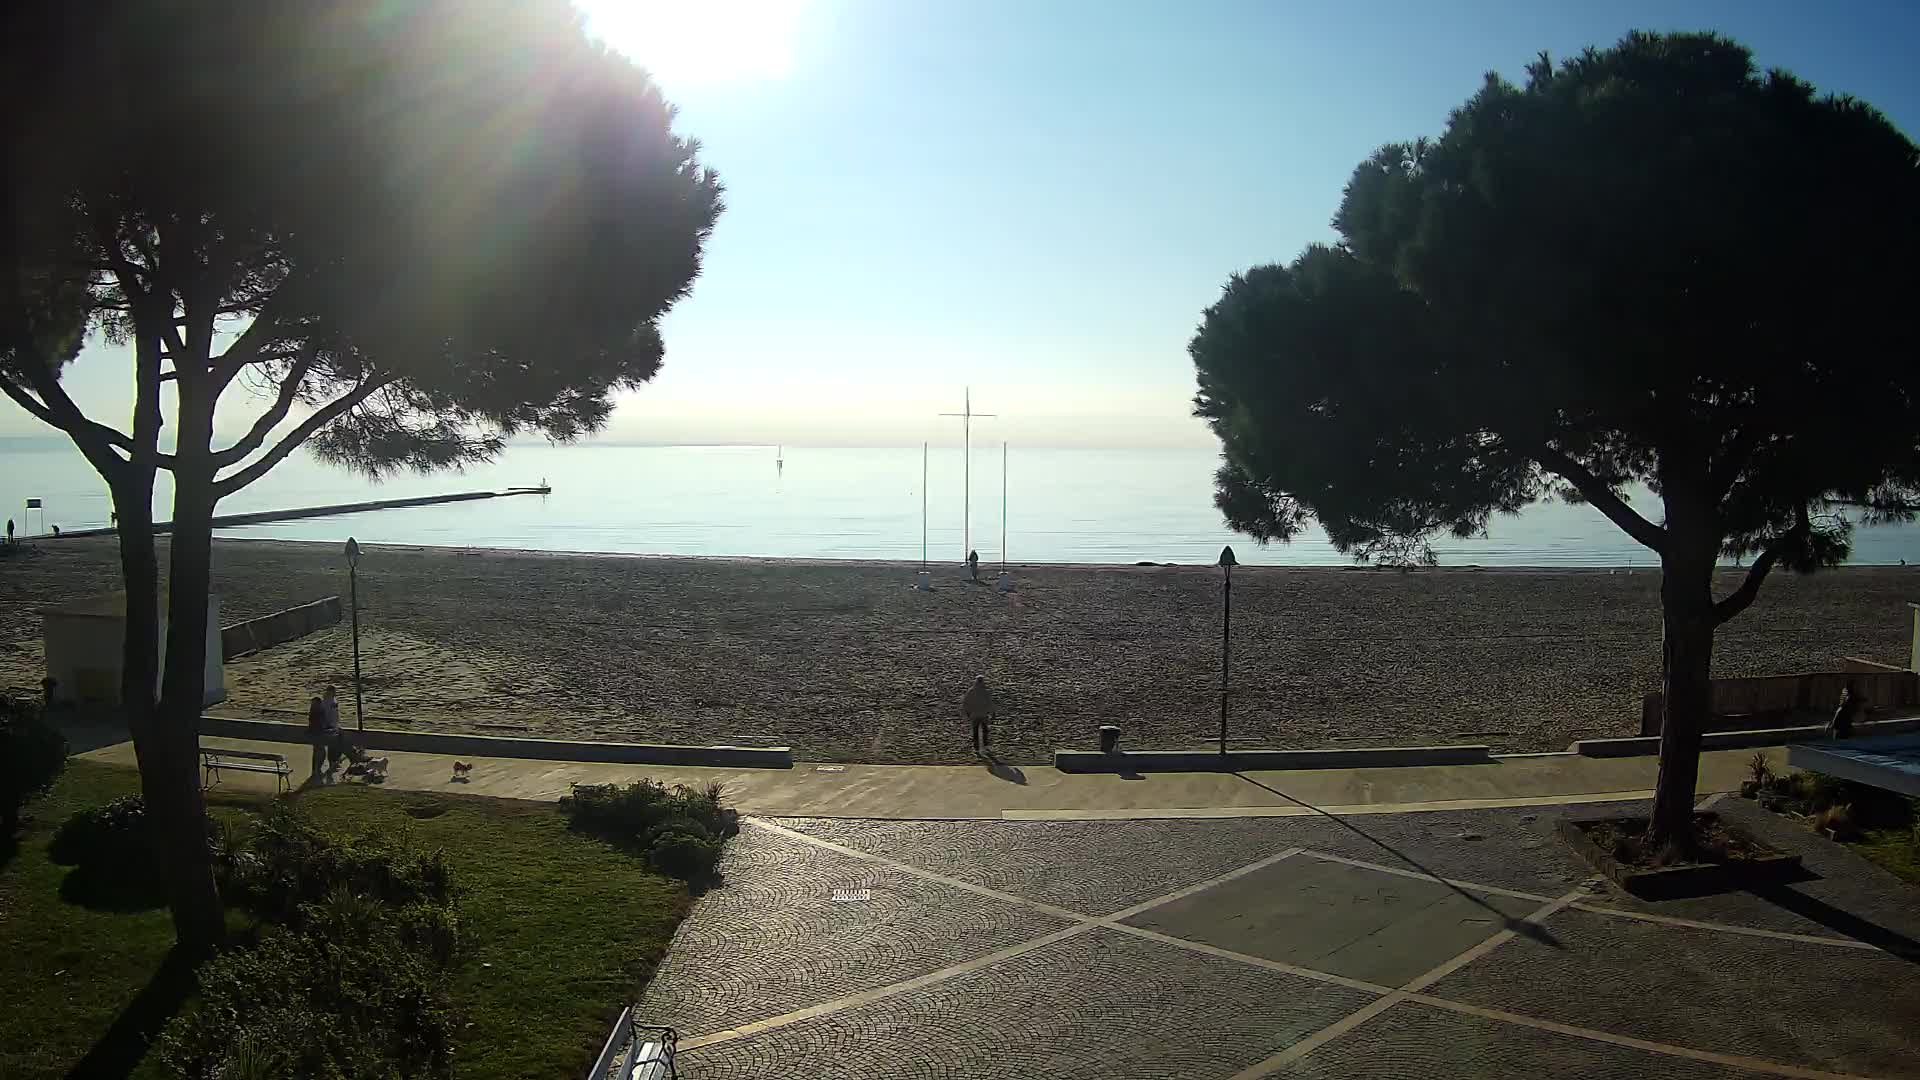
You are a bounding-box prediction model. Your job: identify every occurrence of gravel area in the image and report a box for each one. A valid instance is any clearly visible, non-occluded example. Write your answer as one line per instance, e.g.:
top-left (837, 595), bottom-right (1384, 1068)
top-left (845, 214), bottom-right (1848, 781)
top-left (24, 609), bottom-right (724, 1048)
top-left (2, 537), bottom-right (1915, 762)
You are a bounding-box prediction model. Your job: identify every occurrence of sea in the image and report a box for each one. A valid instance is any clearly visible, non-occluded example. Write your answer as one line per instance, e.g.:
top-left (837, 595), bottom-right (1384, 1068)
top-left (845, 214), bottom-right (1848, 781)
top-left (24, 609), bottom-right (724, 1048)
top-left (4, 437), bottom-right (1917, 568)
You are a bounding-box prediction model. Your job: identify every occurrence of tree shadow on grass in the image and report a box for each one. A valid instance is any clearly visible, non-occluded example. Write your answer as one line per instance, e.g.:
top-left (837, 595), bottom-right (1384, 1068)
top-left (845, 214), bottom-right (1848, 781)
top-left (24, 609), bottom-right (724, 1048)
top-left (1748, 882), bottom-right (1920, 962)
top-left (1233, 772), bottom-right (1563, 948)
top-left (62, 946), bottom-right (199, 1080)
top-left (58, 859), bottom-right (168, 913)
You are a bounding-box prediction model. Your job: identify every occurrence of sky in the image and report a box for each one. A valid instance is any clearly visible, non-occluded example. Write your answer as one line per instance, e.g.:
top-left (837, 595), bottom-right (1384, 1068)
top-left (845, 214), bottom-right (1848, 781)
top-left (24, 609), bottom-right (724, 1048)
top-left (8, 0), bottom-right (1920, 450)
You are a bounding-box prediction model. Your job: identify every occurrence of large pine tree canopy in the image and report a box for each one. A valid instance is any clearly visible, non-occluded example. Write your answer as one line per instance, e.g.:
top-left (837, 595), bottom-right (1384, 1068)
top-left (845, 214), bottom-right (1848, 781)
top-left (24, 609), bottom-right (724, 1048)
top-left (1192, 31), bottom-right (1920, 571)
top-left (2, 0), bottom-right (723, 482)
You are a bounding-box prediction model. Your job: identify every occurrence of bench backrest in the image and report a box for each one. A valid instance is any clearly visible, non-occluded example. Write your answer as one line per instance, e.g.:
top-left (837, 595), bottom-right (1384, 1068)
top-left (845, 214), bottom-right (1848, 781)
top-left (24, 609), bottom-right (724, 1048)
top-left (202, 747), bottom-right (287, 764)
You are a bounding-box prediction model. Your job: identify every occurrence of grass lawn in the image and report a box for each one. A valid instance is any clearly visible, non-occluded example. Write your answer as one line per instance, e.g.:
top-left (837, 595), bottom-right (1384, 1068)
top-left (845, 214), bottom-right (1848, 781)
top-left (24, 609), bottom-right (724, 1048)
top-left (1852, 826), bottom-right (1920, 886)
top-left (0, 758), bottom-right (692, 1080)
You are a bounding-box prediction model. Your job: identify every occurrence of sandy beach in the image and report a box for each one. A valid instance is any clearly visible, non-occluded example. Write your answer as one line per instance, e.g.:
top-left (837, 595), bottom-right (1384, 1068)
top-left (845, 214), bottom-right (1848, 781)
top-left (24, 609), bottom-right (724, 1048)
top-left (2, 537), bottom-right (1914, 763)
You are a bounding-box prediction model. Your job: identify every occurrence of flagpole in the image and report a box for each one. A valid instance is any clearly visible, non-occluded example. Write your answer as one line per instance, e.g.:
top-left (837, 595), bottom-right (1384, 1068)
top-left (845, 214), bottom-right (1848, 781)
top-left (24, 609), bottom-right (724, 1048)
top-left (921, 441), bottom-right (928, 570)
top-left (939, 388), bottom-right (995, 563)
top-left (1001, 441), bottom-right (1008, 566)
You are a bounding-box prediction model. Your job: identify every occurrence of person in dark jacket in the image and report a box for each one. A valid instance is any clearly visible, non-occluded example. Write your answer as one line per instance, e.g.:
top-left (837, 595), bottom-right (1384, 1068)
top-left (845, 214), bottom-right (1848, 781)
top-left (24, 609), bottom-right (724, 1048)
top-left (1827, 684), bottom-right (1867, 739)
top-left (306, 695), bottom-right (332, 783)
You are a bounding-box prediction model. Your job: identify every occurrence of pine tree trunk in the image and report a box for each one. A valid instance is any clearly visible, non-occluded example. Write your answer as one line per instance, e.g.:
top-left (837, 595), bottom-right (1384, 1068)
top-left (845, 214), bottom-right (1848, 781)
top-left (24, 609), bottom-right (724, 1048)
top-left (1648, 540), bottom-right (1716, 847)
top-left (151, 378), bottom-right (226, 954)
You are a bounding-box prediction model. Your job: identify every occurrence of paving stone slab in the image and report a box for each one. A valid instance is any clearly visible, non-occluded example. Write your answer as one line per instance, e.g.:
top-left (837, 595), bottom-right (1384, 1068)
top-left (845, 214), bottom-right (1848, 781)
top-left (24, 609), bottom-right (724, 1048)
top-left (1123, 856), bottom-right (1542, 987)
top-left (1424, 906), bottom-right (1920, 1077)
top-left (1283, 1000), bottom-right (1770, 1080)
top-left (638, 826), bottom-right (1071, 1037)
top-left (678, 927), bottom-right (1378, 1080)
top-left (777, 817), bottom-right (1301, 914)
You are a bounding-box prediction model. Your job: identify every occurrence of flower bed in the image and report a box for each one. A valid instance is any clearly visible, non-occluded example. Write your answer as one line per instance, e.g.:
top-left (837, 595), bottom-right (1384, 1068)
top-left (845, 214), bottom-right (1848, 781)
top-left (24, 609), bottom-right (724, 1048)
top-left (1557, 811), bottom-right (1802, 898)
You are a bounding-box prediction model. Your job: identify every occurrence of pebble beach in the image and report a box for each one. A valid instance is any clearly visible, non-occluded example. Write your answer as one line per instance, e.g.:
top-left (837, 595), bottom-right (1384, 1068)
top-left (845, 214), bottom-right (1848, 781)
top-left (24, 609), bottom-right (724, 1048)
top-left (3, 537), bottom-right (1914, 763)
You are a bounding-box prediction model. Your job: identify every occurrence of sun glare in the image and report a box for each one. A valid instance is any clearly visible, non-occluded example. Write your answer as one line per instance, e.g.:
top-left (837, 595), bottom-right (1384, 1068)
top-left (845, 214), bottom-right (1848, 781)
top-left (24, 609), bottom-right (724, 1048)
top-left (573, 0), bottom-right (807, 85)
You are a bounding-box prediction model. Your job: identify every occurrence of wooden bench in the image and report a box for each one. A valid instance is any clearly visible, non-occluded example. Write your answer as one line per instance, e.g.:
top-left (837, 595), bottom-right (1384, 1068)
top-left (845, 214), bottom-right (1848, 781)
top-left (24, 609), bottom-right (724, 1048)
top-left (201, 746), bottom-right (292, 793)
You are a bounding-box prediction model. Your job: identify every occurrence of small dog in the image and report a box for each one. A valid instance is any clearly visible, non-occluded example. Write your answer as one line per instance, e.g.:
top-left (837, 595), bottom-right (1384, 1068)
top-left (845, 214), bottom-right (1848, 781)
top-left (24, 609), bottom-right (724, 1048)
top-left (364, 756), bottom-right (389, 780)
top-left (451, 761), bottom-right (473, 782)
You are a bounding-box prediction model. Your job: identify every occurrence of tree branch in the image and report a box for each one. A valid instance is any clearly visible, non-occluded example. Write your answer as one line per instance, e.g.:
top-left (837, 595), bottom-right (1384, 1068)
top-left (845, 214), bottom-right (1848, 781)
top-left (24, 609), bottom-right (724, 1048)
top-left (1, 367), bottom-right (128, 479)
top-left (1534, 445), bottom-right (1667, 553)
top-left (1707, 426), bottom-right (1765, 498)
top-left (1713, 505), bottom-right (1810, 625)
top-left (213, 376), bottom-right (394, 497)
top-left (209, 344), bottom-right (318, 468)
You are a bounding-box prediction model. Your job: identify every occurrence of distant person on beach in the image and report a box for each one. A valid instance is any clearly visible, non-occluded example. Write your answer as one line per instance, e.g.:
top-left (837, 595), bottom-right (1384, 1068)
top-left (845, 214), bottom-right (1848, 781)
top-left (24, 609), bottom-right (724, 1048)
top-left (966, 549), bottom-right (980, 583)
top-left (1827, 683), bottom-right (1867, 739)
top-left (307, 695), bottom-right (334, 782)
top-left (963, 675), bottom-right (995, 753)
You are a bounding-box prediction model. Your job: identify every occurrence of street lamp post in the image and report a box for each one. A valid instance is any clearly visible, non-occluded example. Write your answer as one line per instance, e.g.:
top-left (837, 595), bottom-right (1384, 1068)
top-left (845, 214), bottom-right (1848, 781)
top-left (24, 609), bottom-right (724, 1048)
top-left (345, 537), bottom-right (364, 733)
top-left (1218, 544), bottom-right (1237, 756)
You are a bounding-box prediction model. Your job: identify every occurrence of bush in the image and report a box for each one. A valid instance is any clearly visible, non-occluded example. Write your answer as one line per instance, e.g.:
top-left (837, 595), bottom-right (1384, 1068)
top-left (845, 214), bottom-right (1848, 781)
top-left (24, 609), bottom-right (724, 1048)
top-left (158, 806), bottom-right (462, 1079)
top-left (1, 695), bottom-right (66, 832)
top-left (558, 779), bottom-right (738, 880)
top-left (231, 804), bottom-right (454, 925)
top-left (648, 830), bottom-right (723, 881)
top-left (156, 921), bottom-right (457, 1080)
top-left (49, 795), bottom-right (152, 865)
top-left (1812, 803), bottom-right (1859, 841)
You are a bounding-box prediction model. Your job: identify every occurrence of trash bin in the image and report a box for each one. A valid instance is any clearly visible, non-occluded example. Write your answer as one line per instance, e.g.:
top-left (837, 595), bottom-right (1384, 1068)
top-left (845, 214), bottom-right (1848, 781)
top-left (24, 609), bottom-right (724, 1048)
top-left (1098, 724), bottom-right (1121, 754)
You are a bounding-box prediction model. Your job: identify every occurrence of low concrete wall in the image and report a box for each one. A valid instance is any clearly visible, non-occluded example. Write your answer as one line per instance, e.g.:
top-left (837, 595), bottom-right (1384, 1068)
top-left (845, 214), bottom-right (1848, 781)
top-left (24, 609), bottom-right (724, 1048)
top-left (1578, 715), bottom-right (1920, 758)
top-left (197, 715), bottom-right (794, 769)
top-left (1053, 744), bottom-right (1493, 774)
top-left (221, 596), bottom-right (343, 660)
top-left (1639, 669), bottom-right (1920, 736)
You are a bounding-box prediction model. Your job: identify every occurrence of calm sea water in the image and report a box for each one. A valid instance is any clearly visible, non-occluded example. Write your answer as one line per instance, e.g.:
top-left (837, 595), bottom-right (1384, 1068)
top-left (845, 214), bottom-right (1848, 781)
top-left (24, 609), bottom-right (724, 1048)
top-left (4, 437), bottom-right (1917, 567)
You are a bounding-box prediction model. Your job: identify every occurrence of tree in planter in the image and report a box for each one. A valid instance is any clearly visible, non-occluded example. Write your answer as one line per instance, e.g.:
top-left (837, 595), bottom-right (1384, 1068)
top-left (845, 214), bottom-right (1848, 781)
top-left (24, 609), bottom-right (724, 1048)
top-left (1189, 31), bottom-right (1920, 846)
top-left (1, 0), bottom-right (722, 950)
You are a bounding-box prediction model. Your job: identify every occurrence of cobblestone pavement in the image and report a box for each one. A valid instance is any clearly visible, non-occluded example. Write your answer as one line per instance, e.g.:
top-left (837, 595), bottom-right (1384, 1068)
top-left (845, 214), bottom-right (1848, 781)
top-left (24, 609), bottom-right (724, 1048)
top-left (638, 801), bottom-right (1920, 1079)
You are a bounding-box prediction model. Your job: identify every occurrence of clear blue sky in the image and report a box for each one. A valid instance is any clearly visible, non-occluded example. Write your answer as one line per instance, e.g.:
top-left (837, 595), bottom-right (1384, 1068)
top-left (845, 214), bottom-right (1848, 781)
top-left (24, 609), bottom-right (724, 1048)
top-left (11, 0), bottom-right (1919, 449)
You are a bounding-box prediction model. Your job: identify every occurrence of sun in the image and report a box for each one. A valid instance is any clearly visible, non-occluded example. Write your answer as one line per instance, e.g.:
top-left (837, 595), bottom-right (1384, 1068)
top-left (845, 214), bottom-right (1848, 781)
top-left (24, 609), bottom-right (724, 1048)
top-left (572, 0), bottom-right (808, 85)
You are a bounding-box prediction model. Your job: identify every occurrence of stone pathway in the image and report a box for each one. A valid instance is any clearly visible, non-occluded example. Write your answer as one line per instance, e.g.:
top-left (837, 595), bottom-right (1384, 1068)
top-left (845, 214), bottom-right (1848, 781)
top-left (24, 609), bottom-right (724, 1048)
top-left (640, 800), bottom-right (1920, 1079)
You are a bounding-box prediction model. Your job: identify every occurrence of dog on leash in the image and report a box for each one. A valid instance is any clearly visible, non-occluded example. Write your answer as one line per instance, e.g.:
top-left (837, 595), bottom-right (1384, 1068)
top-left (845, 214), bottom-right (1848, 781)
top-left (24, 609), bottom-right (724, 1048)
top-left (451, 761), bottom-right (473, 782)
top-left (363, 756), bottom-right (389, 780)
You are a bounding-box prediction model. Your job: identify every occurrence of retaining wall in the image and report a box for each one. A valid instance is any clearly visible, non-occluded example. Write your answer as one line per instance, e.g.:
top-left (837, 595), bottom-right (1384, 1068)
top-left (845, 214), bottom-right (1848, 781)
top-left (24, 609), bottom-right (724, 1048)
top-left (220, 596), bottom-right (342, 660)
top-left (1054, 744), bottom-right (1493, 774)
top-left (197, 714), bottom-right (794, 769)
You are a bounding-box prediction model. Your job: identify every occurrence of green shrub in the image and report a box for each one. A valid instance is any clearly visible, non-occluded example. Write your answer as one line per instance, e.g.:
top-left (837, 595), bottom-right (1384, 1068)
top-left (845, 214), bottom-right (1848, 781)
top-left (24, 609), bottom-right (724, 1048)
top-left (561, 780), bottom-right (738, 840)
top-left (648, 829), bottom-right (723, 881)
top-left (1, 695), bottom-right (66, 832)
top-left (159, 807), bottom-right (462, 1079)
top-left (156, 921), bottom-right (457, 1080)
top-left (49, 795), bottom-right (152, 865)
top-left (232, 804), bottom-right (454, 925)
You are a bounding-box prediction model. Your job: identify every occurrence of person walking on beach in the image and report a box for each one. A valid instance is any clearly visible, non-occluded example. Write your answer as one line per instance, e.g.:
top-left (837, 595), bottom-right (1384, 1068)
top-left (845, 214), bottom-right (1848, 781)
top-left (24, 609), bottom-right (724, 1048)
top-left (966, 549), bottom-right (980, 583)
top-left (963, 675), bottom-right (996, 753)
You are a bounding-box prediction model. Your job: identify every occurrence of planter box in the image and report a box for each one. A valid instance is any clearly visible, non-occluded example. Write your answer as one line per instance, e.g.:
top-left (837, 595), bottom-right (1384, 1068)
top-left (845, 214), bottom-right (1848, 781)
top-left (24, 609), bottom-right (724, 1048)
top-left (1556, 811), bottom-right (1803, 899)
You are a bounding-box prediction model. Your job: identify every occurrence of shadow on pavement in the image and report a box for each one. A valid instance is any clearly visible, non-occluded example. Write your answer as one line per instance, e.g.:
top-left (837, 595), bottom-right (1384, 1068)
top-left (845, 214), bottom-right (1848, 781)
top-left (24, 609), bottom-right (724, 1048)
top-left (1748, 882), bottom-right (1920, 962)
top-left (63, 945), bottom-right (199, 1080)
top-left (982, 751), bottom-right (1027, 786)
top-left (1234, 772), bottom-right (1562, 948)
